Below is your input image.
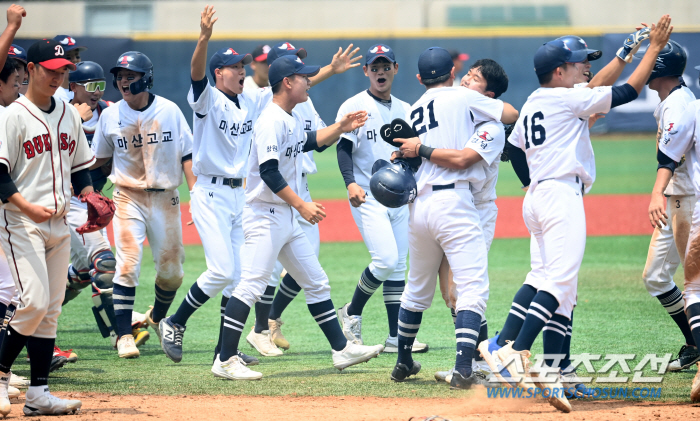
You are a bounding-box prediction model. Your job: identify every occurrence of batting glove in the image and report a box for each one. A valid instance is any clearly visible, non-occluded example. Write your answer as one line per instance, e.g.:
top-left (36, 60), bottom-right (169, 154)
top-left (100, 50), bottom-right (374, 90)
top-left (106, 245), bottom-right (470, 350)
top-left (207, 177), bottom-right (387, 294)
top-left (616, 27), bottom-right (651, 63)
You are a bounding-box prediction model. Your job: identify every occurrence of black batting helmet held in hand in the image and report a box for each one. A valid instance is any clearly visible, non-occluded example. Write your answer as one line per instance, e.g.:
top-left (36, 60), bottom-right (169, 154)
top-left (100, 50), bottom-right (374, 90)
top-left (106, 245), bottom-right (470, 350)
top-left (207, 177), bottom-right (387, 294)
top-left (69, 61), bottom-right (105, 83)
top-left (370, 160), bottom-right (417, 208)
top-left (636, 40), bottom-right (687, 85)
top-left (110, 51), bottom-right (154, 94)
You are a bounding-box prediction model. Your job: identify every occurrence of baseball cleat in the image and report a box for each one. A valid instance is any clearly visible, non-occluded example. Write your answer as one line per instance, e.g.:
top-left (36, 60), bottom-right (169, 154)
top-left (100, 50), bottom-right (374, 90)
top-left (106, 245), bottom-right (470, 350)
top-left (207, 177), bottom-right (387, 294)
top-left (332, 342), bottom-right (383, 370)
top-left (49, 356), bottom-right (68, 373)
top-left (473, 359), bottom-right (492, 378)
top-left (9, 374), bottom-right (29, 389)
top-left (7, 386), bottom-right (19, 399)
top-left (268, 318), bottom-right (290, 350)
top-left (667, 344), bottom-right (700, 372)
top-left (117, 334), bottom-right (140, 359)
top-left (159, 317), bottom-right (185, 363)
top-left (391, 361), bottom-right (421, 382)
top-left (384, 336), bottom-right (429, 353)
top-left (692, 363), bottom-right (700, 402)
top-left (131, 310), bottom-right (148, 328)
top-left (561, 369), bottom-right (594, 398)
top-left (478, 336), bottom-right (519, 388)
top-left (434, 367), bottom-right (453, 383)
top-left (132, 326), bottom-right (150, 347)
top-left (53, 346), bottom-right (77, 363)
top-left (237, 350), bottom-right (259, 366)
top-left (338, 303), bottom-right (363, 345)
top-left (450, 370), bottom-right (488, 390)
top-left (23, 391), bottom-right (82, 416)
top-left (0, 372), bottom-right (11, 417)
top-left (211, 355), bottom-right (262, 380)
top-left (530, 370), bottom-right (572, 413)
top-left (495, 342), bottom-right (531, 389)
top-left (246, 328), bottom-right (283, 357)
top-left (144, 307), bottom-right (162, 343)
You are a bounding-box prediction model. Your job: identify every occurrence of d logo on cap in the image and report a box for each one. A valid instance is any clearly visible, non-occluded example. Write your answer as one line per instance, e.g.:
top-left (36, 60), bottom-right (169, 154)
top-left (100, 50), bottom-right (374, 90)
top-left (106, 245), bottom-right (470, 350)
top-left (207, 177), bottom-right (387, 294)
top-left (55, 45), bottom-right (64, 56)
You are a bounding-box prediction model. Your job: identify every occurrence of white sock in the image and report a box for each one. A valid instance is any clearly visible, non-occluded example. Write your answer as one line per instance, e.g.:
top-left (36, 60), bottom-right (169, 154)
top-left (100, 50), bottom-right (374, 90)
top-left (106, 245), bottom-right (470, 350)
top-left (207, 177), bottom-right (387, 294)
top-left (26, 385), bottom-right (48, 400)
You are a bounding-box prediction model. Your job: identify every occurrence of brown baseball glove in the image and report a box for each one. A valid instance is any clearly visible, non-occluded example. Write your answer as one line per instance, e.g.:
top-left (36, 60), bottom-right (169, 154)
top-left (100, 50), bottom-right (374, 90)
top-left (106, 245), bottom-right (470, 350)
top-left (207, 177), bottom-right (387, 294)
top-left (76, 192), bottom-right (115, 234)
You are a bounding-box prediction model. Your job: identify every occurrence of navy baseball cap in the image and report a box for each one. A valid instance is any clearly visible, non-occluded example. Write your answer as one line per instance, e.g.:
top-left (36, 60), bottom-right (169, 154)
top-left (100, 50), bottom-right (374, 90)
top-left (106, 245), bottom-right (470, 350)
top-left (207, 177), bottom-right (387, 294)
top-left (268, 55), bottom-right (320, 87)
top-left (534, 39), bottom-right (589, 76)
top-left (266, 42), bottom-right (308, 66)
top-left (8, 44), bottom-right (26, 64)
top-left (418, 47), bottom-right (453, 80)
top-left (366, 44), bottom-right (395, 65)
top-left (209, 47), bottom-right (253, 80)
top-left (53, 35), bottom-right (87, 52)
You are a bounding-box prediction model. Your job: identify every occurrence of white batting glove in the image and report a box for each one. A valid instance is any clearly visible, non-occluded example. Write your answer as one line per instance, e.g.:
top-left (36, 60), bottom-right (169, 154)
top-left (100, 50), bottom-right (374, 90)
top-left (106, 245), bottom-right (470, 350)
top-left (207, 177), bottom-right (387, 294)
top-left (616, 27), bottom-right (651, 63)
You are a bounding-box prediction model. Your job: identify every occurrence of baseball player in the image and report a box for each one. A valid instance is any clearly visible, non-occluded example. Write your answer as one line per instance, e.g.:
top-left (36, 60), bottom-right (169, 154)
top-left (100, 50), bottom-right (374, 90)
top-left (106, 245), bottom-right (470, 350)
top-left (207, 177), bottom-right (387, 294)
top-left (52, 35), bottom-right (84, 103)
top-left (6, 43), bottom-right (25, 95)
top-left (651, 63), bottom-right (700, 402)
top-left (327, 43), bottom-right (428, 353)
top-left (243, 44), bottom-right (270, 90)
top-left (0, 38), bottom-right (92, 416)
top-left (638, 40), bottom-right (699, 371)
top-left (213, 55), bottom-right (383, 380)
top-left (434, 58), bottom-right (510, 384)
top-left (477, 18), bottom-right (671, 412)
top-left (91, 50), bottom-right (196, 359)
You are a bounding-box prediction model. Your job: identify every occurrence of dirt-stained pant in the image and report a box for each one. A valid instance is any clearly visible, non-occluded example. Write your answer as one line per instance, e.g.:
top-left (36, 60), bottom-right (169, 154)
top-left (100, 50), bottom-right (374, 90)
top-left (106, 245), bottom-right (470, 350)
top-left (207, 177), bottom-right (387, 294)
top-left (112, 187), bottom-right (184, 291)
top-left (0, 210), bottom-right (69, 338)
top-left (683, 198), bottom-right (700, 309)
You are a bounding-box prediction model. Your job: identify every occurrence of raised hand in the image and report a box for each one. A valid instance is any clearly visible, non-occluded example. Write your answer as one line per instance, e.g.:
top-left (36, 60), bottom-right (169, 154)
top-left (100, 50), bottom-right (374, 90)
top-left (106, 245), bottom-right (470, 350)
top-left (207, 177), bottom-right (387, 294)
top-left (200, 5), bottom-right (218, 41)
top-left (338, 111), bottom-right (368, 132)
top-left (6, 4), bottom-right (25, 31)
top-left (648, 14), bottom-right (673, 51)
top-left (330, 44), bottom-right (362, 75)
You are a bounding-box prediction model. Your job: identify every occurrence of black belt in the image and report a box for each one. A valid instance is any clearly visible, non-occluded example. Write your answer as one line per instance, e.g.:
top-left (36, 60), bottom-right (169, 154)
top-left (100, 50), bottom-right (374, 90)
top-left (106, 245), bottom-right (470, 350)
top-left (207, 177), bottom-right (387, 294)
top-left (537, 176), bottom-right (585, 194)
top-left (144, 188), bottom-right (165, 192)
top-left (211, 177), bottom-right (243, 188)
top-left (432, 183), bottom-right (455, 191)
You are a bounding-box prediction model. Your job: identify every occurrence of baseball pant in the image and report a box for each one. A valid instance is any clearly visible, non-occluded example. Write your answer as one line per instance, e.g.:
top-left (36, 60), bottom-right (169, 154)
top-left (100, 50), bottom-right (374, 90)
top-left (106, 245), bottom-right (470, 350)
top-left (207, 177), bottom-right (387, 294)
top-left (0, 210), bottom-right (69, 338)
top-left (112, 187), bottom-right (185, 291)
top-left (403, 183), bottom-right (489, 317)
top-left (0, 247), bottom-right (15, 307)
top-left (642, 195), bottom-right (695, 296)
top-left (350, 186), bottom-right (408, 281)
top-left (232, 201), bottom-right (331, 307)
top-left (66, 195), bottom-right (111, 271)
top-left (523, 178), bottom-right (585, 318)
top-left (190, 179), bottom-right (245, 298)
top-left (683, 198), bottom-right (700, 308)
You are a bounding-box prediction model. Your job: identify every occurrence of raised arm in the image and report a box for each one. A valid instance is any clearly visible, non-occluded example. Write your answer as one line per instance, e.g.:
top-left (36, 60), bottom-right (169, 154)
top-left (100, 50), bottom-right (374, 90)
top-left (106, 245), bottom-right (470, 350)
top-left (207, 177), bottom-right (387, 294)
top-left (309, 44), bottom-right (362, 87)
top-left (191, 5), bottom-right (217, 81)
top-left (0, 5), bottom-right (24, 69)
top-left (311, 111), bottom-right (368, 148)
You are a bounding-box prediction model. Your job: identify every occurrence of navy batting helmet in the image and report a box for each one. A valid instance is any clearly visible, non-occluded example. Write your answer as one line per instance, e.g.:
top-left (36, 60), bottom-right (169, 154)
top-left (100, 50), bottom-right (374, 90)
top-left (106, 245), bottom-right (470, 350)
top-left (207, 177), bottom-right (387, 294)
top-left (638, 40), bottom-right (687, 85)
top-left (110, 51), bottom-right (153, 94)
top-left (69, 61), bottom-right (105, 83)
top-left (556, 35), bottom-right (602, 61)
top-left (370, 160), bottom-right (417, 208)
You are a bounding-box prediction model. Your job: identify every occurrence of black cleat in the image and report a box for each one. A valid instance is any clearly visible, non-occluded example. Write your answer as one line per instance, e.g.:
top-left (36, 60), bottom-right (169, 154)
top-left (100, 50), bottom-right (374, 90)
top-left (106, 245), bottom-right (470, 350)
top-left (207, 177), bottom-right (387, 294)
top-left (667, 345), bottom-right (700, 372)
top-left (450, 370), bottom-right (485, 390)
top-left (237, 350), bottom-right (259, 366)
top-left (391, 361), bottom-right (421, 382)
top-left (49, 356), bottom-right (68, 373)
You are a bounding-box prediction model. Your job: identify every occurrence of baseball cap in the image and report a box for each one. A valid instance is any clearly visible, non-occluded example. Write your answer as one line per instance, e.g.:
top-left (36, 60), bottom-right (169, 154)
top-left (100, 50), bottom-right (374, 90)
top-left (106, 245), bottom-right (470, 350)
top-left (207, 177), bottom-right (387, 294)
top-left (8, 44), bottom-right (26, 64)
top-left (53, 35), bottom-right (87, 52)
top-left (449, 49), bottom-right (469, 62)
top-left (252, 45), bottom-right (271, 62)
top-left (209, 47), bottom-right (253, 80)
top-left (27, 39), bottom-right (77, 71)
top-left (266, 42), bottom-right (307, 66)
top-left (534, 39), bottom-right (588, 76)
top-left (418, 47), bottom-right (453, 80)
top-left (268, 55), bottom-right (320, 87)
top-left (366, 44), bottom-right (396, 65)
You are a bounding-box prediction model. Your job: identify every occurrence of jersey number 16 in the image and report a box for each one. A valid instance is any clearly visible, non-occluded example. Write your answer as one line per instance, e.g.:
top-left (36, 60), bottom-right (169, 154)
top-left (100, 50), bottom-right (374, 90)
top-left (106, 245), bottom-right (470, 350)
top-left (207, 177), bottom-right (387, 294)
top-left (523, 111), bottom-right (546, 149)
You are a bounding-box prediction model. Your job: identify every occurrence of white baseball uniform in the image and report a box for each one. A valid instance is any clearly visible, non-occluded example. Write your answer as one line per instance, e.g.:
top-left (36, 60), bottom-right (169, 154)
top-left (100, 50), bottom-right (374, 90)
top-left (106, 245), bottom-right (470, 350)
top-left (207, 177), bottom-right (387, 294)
top-left (93, 95), bottom-right (193, 290)
top-left (0, 96), bottom-right (95, 337)
top-left (659, 99), bottom-right (700, 308)
top-left (509, 85), bottom-right (612, 318)
top-left (336, 91), bottom-right (411, 282)
top-left (643, 85), bottom-right (697, 297)
top-left (232, 102), bottom-right (331, 308)
top-left (403, 86), bottom-right (503, 316)
top-left (0, 106), bottom-right (15, 307)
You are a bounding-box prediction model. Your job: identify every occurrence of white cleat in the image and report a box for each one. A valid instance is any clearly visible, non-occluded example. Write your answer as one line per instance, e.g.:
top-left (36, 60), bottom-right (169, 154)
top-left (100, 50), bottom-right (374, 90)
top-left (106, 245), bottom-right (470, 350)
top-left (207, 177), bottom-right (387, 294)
top-left (7, 387), bottom-right (19, 400)
top-left (145, 307), bottom-right (162, 343)
top-left (117, 334), bottom-right (140, 359)
top-left (10, 373), bottom-right (29, 389)
top-left (495, 342), bottom-right (531, 389)
top-left (692, 362), bottom-right (700, 402)
top-left (530, 370), bottom-right (572, 413)
top-left (434, 367), bottom-right (454, 383)
top-left (23, 389), bottom-right (82, 416)
top-left (211, 355), bottom-right (262, 380)
top-left (473, 359), bottom-right (492, 378)
top-left (246, 328), bottom-right (284, 357)
top-left (338, 303), bottom-right (363, 344)
top-left (0, 371), bottom-right (12, 417)
top-left (383, 336), bottom-right (429, 353)
top-left (332, 341), bottom-right (384, 370)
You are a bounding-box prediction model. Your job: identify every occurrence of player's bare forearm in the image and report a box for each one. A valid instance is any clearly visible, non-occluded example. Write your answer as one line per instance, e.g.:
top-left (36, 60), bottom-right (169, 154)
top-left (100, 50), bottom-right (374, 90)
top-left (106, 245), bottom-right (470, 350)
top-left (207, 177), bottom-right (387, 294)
top-left (628, 15), bottom-right (672, 94)
top-left (191, 5), bottom-right (217, 81)
top-left (0, 5), bottom-right (25, 69)
top-left (309, 65), bottom-right (334, 87)
top-left (182, 160), bottom-right (196, 191)
top-left (587, 58), bottom-right (626, 88)
top-left (429, 148), bottom-right (484, 170)
top-left (317, 111), bottom-right (368, 146)
top-left (276, 185), bottom-right (306, 209)
top-left (648, 167), bottom-right (673, 228)
top-left (78, 185), bottom-right (94, 196)
top-left (90, 157), bottom-right (111, 170)
top-left (501, 103), bottom-right (519, 125)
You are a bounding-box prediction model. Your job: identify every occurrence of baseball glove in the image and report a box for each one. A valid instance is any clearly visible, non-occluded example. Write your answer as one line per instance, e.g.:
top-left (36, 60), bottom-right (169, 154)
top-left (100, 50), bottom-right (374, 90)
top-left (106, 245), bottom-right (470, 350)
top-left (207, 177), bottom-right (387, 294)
top-left (380, 118), bottom-right (422, 172)
top-left (617, 27), bottom-right (651, 63)
top-left (76, 192), bottom-right (116, 234)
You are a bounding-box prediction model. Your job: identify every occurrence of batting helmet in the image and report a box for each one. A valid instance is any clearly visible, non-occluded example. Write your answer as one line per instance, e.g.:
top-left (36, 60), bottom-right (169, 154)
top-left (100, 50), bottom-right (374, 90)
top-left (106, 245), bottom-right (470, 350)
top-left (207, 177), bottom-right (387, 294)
top-left (556, 35), bottom-right (602, 61)
top-left (639, 40), bottom-right (687, 85)
top-left (370, 160), bottom-right (417, 208)
top-left (69, 61), bottom-right (105, 83)
top-left (110, 51), bottom-right (153, 95)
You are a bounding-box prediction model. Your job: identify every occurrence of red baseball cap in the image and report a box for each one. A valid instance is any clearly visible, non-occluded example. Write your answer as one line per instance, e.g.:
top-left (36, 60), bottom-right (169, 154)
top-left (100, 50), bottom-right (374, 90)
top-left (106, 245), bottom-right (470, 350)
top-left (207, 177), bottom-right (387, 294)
top-left (27, 39), bottom-right (77, 71)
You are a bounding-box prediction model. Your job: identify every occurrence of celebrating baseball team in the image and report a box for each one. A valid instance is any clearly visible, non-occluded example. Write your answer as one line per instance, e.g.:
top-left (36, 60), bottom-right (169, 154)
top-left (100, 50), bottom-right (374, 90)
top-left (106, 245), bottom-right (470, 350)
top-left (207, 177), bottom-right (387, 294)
top-left (0, 1), bottom-right (698, 416)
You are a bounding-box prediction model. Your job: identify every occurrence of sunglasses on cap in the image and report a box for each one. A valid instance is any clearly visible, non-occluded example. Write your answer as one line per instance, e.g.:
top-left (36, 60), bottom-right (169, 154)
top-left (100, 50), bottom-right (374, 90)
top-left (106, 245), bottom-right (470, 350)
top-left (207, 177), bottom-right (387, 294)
top-left (76, 80), bottom-right (106, 92)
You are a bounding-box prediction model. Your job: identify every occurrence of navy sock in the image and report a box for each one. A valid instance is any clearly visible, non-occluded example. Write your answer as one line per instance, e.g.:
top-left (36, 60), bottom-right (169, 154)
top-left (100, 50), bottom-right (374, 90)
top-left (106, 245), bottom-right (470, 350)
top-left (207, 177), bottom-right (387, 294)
top-left (214, 296), bottom-right (228, 357)
top-left (513, 291), bottom-right (560, 352)
top-left (455, 310), bottom-right (481, 377)
top-left (542, 313), bottom-right (570, 368)
top-left (450, 308), bottom-right (457, 324)
top-left (152, 285), bottom-right (177, 323)
top-left (658, 287), bottom-right (696, 346)
top-left (269, 274), bottom-right (301, 320)
top-left (309, 300), bottom-right (347, 351)
top-left (497, 284), bottom-right (537, 346)
top-left (220, 296), bottom-right (251, 362)
top-left (383, 280), bottom-right (404, 337)
top-left (561, 312), bottom-right (573, 371)
top-left (686, 303), bottom-right (700, 355)
top-left (171, 282), bottom-right (210, 327)
top-left (254, 286), bottom-right (276, 333)
top-left (113, 284), bottom-right (136, 337)
top-left (0, 304), bottom-right (14, 351)
top-left (0, 325), bottom-right (27, 373)
top-left (347, 267), bottom-right (383, 316)
top-left (26, 336), bottom-right (53, 386)
top-left (475, 318), bottom-right (488, 361)
top-left (397, 307), bottom-right (422, 366)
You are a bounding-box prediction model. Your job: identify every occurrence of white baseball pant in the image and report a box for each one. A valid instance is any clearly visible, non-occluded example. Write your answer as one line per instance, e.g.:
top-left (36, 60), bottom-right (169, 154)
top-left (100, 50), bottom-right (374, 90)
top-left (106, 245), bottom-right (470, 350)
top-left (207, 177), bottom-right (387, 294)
top-left (0, 247), bottom-right (15, 306)
top-left (683, 198), bottom-right (700, 309)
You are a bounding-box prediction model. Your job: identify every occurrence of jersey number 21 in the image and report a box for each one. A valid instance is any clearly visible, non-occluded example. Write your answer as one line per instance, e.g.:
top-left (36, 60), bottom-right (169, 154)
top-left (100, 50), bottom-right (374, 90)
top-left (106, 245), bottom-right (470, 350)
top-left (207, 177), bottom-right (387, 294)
top-left (411, 100), bottom-right (439, 135)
